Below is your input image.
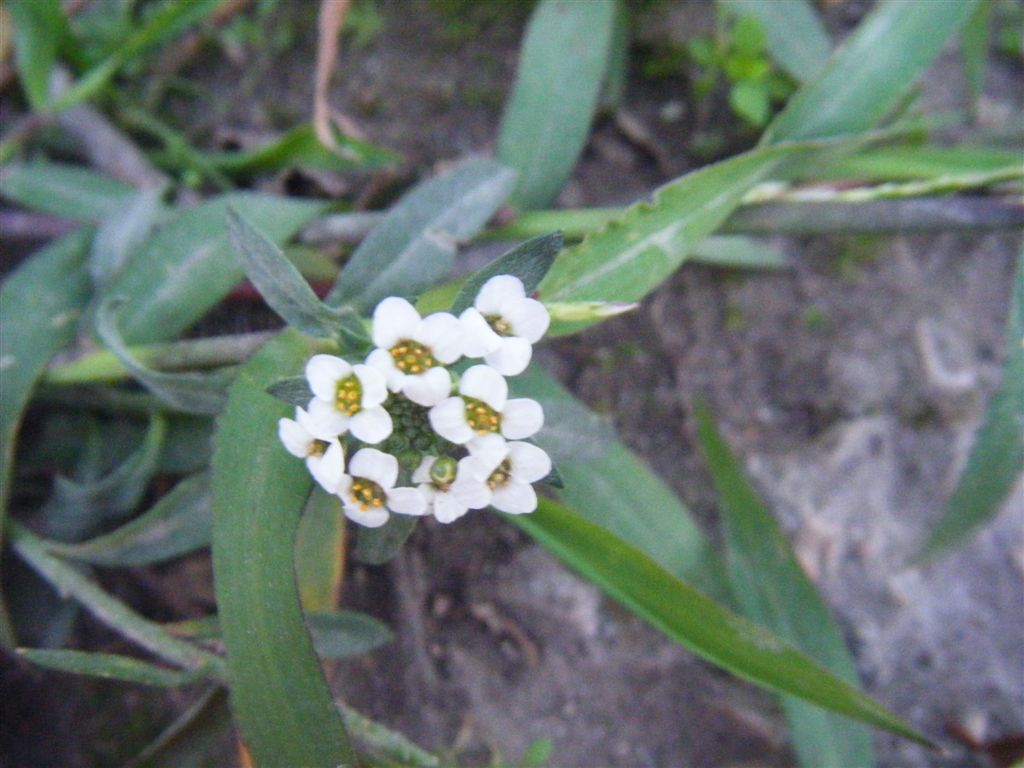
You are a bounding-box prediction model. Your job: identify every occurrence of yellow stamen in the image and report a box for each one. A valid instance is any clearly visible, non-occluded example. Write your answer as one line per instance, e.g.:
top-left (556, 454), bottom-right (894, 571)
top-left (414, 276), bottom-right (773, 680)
top-left (390, 339), bottom-right (437, 374)
top-left (464, 397), bottom-right (500, 435)
top-left (335, 375), bottom-right (363, 416)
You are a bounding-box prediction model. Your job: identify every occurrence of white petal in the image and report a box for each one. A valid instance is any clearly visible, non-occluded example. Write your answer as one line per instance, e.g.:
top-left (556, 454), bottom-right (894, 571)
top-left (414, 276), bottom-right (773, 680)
top-left (457, 454), bottom-right (494, 484)
top-left (490, 482), bottom-right (537, 514)
top-left (344, 503), bottom-right (390, 528)
top-left (403, 367), bottom-right (451, 407)
top-left (500, 399), bottom-right (543, 440)
top-left (336, 474), bottom-right (353, 497)
top-left (503, 297), bottom-right (550, 342)
top-left (484, 337), bottom-right (532, 376)
top-left (349, 407), bottom-right (393, 444)
top-left (372, 296), bottom-right (421, 349)
top-left (353, 363), bottom-right (388, 407)
top-left (348, 448), bottom-right (398, 490)
top-left (428, 397), bottom-right (474, 444)
top-left (387, 487), bottom-right (428, 516)
top-left (459, 365), bottom-right (508, 410)
top-left (475, 275), bottom-right (525, 314)
top-left (507, 441), bottom-right (552, 484)
top-left (450, 476), bottom-right (491, 510)
top-left (459, 308), bottom-right (501, 357)
top-left (412, 456), bottom-right (436, 484)
top-left (365, 348), bottom-right (404, 391)
top-left (278, 417), bottom-right (311, 457)
top-left (415, 312), bottom-right (463, 364)
top-left (305, 355), bottom-right (351, 401)
top-left (432, 492), bottom-right (469, 524)
top-left (308, 440), bottom-right (345, 492)
top-left (307, 397), bottom-right (350, 438)
top-left (465, 433), bottom-right (509, 470)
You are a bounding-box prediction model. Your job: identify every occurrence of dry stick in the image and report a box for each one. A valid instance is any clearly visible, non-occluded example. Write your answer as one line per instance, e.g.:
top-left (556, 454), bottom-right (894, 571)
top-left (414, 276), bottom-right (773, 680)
top-left (313, 0), bottom-right (363, 149)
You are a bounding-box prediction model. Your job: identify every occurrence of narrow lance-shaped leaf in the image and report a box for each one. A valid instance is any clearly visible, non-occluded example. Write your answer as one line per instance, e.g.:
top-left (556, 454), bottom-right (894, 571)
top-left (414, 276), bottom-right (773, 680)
top-left (0, 161), bottom-right (136, 222)
top-left (16, 648), bottom-right (203, 688)
top-left (497, 0), bottom-right (617, 210)
top-left (509, 500), bottom-right (933, 747)
top-left (719, 0), bottom-right (830, 83)
top-left (46, 472), bottom-right (212, 567)
top-left (695, 402), bottom-right (874, 768)
top-left (327, 158), bottom-right (517, 311)
top-left (95, 298), bottom-right (230, 415)
top-left (211, 329), bottom-right (354, 766)
top-left (6, 0), bottom-right (65, 110)
top-left (90, 188), bottom-right (165, 287)
top-left (450, 232), bottom-right (563, 315)
top-left (764, 0), bottom-right (980, 143)
top-left (923, 245), bottom-right (1024, 558)
top-left (227, 207), bottom-right (349, 338)
top-left (295, 487), bottom-right (346, 612)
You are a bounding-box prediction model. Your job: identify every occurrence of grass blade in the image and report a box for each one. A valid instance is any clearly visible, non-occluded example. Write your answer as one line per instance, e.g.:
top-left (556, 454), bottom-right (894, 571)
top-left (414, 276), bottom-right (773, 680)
top-left (692, 235), bottom-right (786, 269)
top-left (695, 402), bottom-right (874, 768)
top-left (497, 0), bottom-right (617, 210)
top-left (923, 245), bottom-right (1024, 558)
top-left (6, 0), bottom-right (65, 110)
top-left (510, 499), bottom-right (932, 747)
top-left (0, 160), bottom-right (136, 222)
top-left (211, 329), bottom-right (354, 767)
top-left (89, 188), bottom-right (165, 287)
top-left (719, 0), bottom-right (830, 83)
top-left (327, 158), bottom-right (516, 311)
top-left (16, 648), bottom-right (202, 687)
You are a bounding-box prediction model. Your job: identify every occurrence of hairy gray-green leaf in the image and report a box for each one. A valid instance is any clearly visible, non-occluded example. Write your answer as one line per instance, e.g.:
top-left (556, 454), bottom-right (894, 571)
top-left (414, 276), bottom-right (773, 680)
top-left (17, 648), bottom-right (202, 687)
top-left (0, 161), bottom-right (136, 222)
top-left (307, 611), bottom-right (393, 659)
top-left (267, 376), bottom-right (313, 408)
top-left (450, 232), bottom-right (563, 316)
top-left (95, 298), bottom-right (230, 415)
top-left (764, 0), bottom-right (980, 143)
top-left (696, 403), bottom-right (873, 768)
top-left (497, 0), bottom-right (617, 210)
top-left (6, 0), bottom-right (65, 110)
top-left (354, 516), bottom-right (417, 565)
top-left (47, 472), bottom-right (212, 567)
top-left (720, 0), bottom-right (830, 83)
top-left (90, 188), bottom-right (165, 287)
top-left (227, 207), bottom-right (348, 338)
top-left (102, 194), bottom-right (325, 344)
top-left (327, 158), bottom-right (516, 311)
top-left (923, 246), bottom-right (1024, 558)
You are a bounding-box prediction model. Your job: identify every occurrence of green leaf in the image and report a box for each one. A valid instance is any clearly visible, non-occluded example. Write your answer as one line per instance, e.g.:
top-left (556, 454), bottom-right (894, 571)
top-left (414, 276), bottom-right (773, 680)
top-left (202, 123), bottom-right (399, 175)
top-left (226, 207), bottom-right (347, 338)
top-left (125, 687), bottom-right (232, 768)
top-left (538, 143), bottom-right (800, 306)
top-left (46, 472), bottom-right (212, 567)
top-left (720, 0), bottom-right (830, 82)
top-left (353, 515), bottom-right (417, 565)
top-left (327, 158), bottom-right (516, 312)
top-left (692, 235), bottom-right (786, 269)
top-left (0, 229), bottom-right (92, 541)
top-left (730, 80), bottom-right (771, 126)
top-left (307, 611), bottom-right (393, 659)
top-left (295, 488), bottom-right (346, 612)
top-left (730, 15), bottom-right (766, 56)
top-left (599, 0), bottom-right (630, 110)
top-left (497, 0), bottom-right (617, 210)
top-left (89, 188), bottom-right (165, 287)
top-left (16, 648), bottom-right (201, 687)
top-left (923, 245), bottom-right (1024, 558)
top-left (266, 375), bottom-right (313, 407)
top-left (694, 402), bottom-right (874, 768)
top-left (45, 413), bottom-right (167, 542)
top-left (211, 329), bottom-right (354, 767)
top-left (961, 0), bottom-right (991, 108)
top-left (7, 0), bottom-right (66, 110)
top-left (509, 500), bottom-right (933, 747)
top-left (95, 298), bottom-right (231, 415)
top-left (8, 521), bottom-right (222, 673)
top-left (449, 232), bottom-right (563, 316)
top-left (800, 145), bottom-right (1023, 182)
top-left (509, 365), bottom-right (730, 601)
top-left (101, 193), bottom-right (325, 344)
top-left (764, 0), bottom-right (980, 143)
top-left (0, 161), bottom-right (136, 222)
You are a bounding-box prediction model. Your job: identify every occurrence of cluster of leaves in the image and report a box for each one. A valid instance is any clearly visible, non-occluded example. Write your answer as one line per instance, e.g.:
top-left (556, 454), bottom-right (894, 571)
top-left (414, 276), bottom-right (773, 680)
top-left (1, 0), bottom-right (1022, 766)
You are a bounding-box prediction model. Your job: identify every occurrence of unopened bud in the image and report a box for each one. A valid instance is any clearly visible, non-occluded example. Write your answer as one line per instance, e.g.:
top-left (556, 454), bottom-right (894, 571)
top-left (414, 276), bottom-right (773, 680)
top-left (429, 456), bottom-right (458, 485)
top-left (544, 300), bottom-right (639, 322)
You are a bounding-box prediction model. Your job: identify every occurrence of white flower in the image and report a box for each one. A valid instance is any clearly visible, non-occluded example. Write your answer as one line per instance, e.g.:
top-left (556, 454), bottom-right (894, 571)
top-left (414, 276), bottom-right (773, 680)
top-left (336, 447), bottom-right (427, 527)
top-left (428, 365), bottom-right (543, 445)
top-left (365, 297), bottom-right (463, 407)
top-left (277, 407), bottom-right (346, 492)
top-left (456, 434), bottom-right (551, 514)
top-left (412, 455), bottom-right (490, 524)
top-left (305, 354), bottom-right (392, 444)
top-left (460, 275), bottom-right (550, 376)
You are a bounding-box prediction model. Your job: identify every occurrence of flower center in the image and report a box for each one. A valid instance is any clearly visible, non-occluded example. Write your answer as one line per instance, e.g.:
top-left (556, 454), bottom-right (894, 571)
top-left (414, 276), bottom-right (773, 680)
top-left (307, 439), bottom-right (329, 458)
top-left (485, 314), bottom-right (513, 336)
top-left (349, 477), bottom-right (386, 511)
top-left (390, 340), bottom-right (437, 374)
top-left (486, 459), bottom-right (512, 490)
top-left (464, 397), bottom-right (500, 434)
top-left (335, 374), bottom-right (363, 415)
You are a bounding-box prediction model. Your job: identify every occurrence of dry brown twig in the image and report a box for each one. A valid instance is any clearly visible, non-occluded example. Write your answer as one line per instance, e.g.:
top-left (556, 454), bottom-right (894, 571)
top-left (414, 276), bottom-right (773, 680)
top-left (314, 0), bottom-right (365, 149)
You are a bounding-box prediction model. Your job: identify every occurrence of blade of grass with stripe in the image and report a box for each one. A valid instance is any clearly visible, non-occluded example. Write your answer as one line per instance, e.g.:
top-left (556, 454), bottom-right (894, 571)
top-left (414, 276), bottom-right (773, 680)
top-left (497, 0), bottom-right (617, 210)
top-left (509, 500), bottom-right (932, 747)
top-left (211, 329), bottom-right (354, 767)
top-left (695, 402), bottom-right (874, 768)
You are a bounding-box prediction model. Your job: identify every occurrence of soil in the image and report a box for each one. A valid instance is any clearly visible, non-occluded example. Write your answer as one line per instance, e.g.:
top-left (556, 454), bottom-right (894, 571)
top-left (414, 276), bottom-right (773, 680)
top-left (2, 1), bottom-right (1022, 767)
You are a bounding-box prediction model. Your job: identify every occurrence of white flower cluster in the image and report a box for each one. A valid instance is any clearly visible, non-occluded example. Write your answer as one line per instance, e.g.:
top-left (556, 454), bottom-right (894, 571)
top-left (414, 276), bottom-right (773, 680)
top-left (278, 275), bottom-right (553, 528)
